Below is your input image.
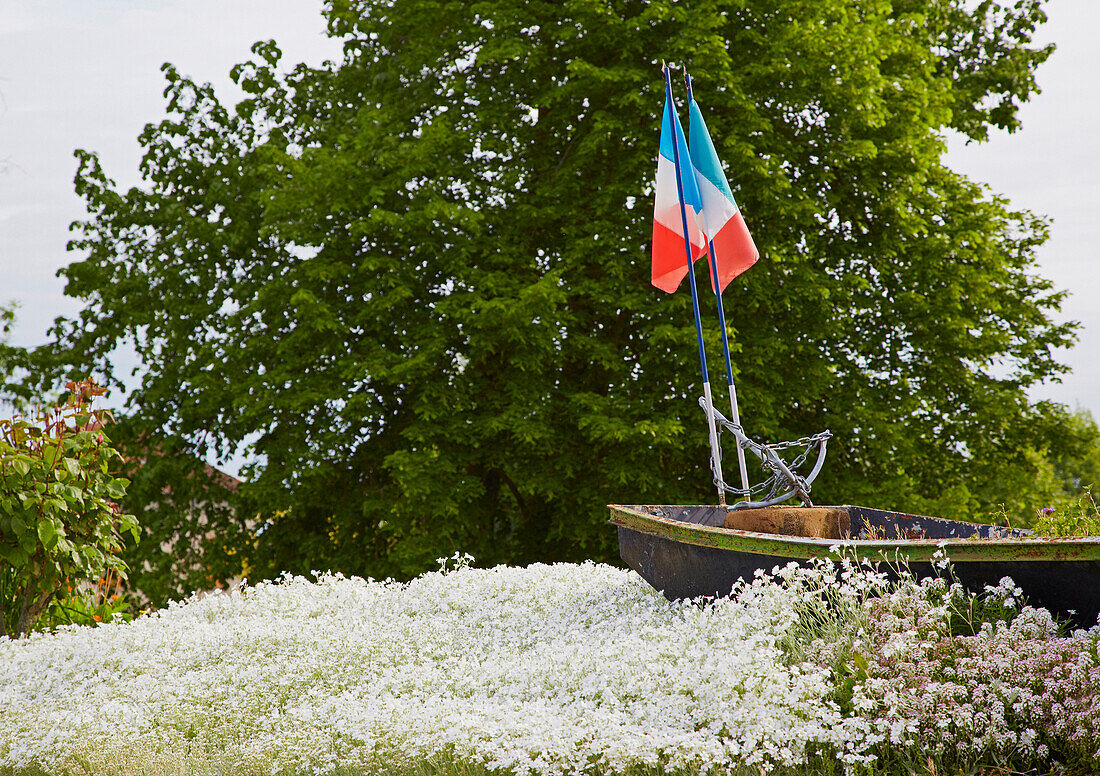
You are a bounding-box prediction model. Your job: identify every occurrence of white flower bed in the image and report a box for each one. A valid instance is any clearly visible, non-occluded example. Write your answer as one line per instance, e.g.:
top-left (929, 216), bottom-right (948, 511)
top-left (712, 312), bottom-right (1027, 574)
top-left (0, 558), bottom-right (874, 775)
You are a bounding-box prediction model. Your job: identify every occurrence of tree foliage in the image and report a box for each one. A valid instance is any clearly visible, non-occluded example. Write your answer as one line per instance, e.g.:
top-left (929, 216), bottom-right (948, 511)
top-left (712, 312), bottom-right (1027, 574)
top-left (24, 0), bottom-right (1095, 588)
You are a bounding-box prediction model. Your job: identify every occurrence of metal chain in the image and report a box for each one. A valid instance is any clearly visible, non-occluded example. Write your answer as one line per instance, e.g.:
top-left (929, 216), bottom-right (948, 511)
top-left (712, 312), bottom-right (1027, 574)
top-left (698, 397), bottom-right (831, 507)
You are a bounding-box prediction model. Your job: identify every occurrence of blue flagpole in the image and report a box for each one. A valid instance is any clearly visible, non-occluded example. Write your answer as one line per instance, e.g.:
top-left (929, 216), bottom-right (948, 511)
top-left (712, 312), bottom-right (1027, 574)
top-left (685, 72), bottom-right (751, 496)
top-left (663, 64), bottom-right (725, 506)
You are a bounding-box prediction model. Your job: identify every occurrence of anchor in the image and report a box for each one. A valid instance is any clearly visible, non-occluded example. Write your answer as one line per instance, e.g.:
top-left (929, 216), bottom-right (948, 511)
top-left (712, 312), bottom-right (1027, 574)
top-left (698, 397), bottom-right (831, 510)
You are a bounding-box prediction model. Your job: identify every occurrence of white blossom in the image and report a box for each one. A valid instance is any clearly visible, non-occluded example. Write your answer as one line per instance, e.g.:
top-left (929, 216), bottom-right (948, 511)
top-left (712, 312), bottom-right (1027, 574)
top-left (0, 561), bottom-right (874, 775)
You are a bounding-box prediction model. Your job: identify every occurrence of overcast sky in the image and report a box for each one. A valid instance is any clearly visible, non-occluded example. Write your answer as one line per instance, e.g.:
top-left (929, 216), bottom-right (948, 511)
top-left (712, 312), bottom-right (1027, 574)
top-left (2, 0), bottom-right (1098, 428)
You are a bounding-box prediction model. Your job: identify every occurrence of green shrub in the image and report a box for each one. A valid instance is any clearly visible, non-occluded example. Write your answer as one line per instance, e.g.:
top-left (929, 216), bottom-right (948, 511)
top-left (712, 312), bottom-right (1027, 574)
top-left (1032, 487), bottom-right (1100, 537)
top-left (0, 379), bottom-right (138, 637)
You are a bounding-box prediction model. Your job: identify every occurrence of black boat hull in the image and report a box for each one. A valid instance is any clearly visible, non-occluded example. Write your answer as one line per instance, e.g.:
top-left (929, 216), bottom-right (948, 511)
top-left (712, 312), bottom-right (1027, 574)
top-left (612, 505), bottom-right (1100, 630)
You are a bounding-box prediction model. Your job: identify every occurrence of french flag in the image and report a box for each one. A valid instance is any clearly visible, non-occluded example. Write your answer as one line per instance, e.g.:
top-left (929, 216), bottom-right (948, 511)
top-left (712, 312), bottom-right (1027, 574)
top-left (650, 93), bottom-right (708, 294)
top-left (687, 98), bottom-right (759, 293)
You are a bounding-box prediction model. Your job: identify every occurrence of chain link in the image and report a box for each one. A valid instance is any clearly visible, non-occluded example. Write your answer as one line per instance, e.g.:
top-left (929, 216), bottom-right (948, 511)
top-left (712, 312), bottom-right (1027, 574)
top-left (698, 397), bottom-right (831, 507)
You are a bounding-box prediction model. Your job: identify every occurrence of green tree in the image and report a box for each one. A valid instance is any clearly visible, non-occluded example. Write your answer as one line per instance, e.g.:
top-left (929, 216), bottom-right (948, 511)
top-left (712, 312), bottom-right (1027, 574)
top-left (993, 405), bottom-right (1100, 528)
top-left (28, 0), bottom-right (1087, 588)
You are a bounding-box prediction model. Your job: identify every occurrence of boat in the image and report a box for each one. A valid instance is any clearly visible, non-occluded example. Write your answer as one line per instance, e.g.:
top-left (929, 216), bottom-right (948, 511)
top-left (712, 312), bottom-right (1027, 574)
top-left (609, 503), bottom-right (1100, 630)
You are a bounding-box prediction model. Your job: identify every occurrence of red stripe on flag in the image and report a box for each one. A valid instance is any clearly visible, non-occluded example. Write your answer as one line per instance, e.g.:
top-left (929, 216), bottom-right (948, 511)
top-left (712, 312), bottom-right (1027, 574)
top-left (708, 210), bottom-right (759, 293)
top-left (652, 221), bottom-right (706, 293)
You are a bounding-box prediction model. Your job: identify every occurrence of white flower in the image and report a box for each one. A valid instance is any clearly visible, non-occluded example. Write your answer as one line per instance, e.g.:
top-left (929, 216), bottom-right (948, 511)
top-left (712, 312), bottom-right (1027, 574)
top-left (0, 561), bottom-right (878, 775)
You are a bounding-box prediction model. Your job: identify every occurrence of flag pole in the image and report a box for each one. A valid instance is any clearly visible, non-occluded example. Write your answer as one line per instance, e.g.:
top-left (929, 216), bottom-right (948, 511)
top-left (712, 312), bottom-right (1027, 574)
top-left (684, 72), bottom-right (751, 497)
top-left (662, 63), bottom-right (725, 507)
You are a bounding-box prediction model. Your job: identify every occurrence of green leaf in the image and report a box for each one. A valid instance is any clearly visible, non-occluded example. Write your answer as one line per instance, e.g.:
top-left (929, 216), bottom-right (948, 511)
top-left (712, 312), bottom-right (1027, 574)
top-left (43, 444), bottom-right (62, 469)
top-left (63, 458), bottom-right (83, 478)
top-left (106, 478), bottom-right (129, 499)
top-left (37, 518), bottom-right (58, 548)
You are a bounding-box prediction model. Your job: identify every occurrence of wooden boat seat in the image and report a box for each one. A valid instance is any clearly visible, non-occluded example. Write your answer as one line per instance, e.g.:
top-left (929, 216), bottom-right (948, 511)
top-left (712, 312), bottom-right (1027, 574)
top-left (724, 506), bottom-right (851, 540)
